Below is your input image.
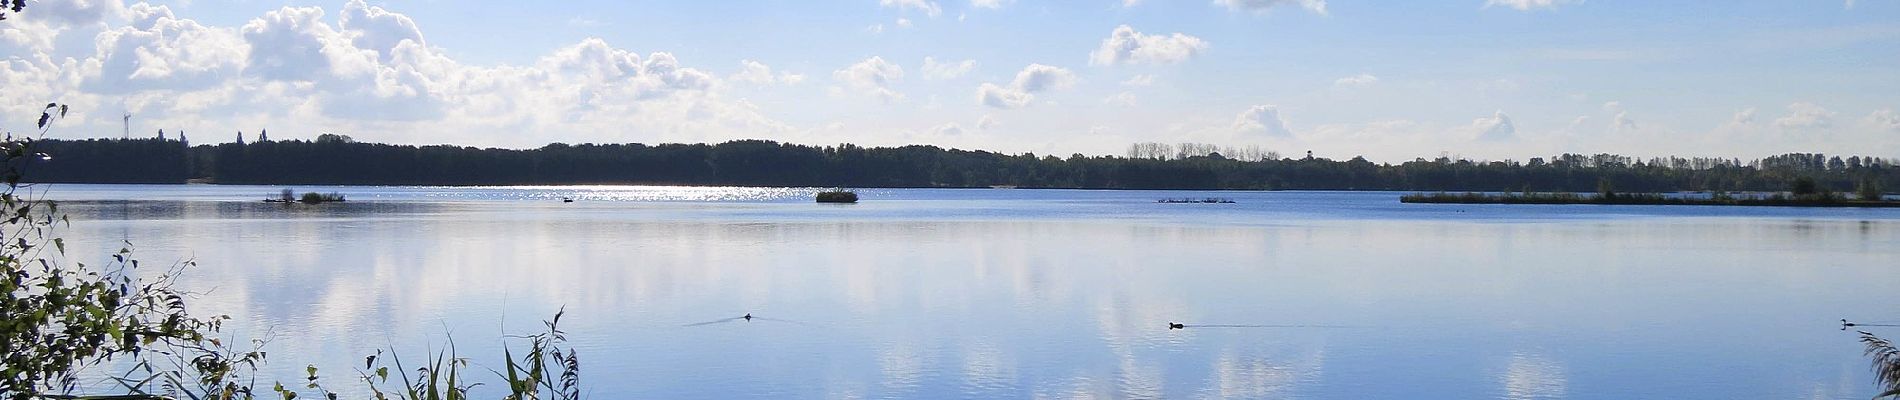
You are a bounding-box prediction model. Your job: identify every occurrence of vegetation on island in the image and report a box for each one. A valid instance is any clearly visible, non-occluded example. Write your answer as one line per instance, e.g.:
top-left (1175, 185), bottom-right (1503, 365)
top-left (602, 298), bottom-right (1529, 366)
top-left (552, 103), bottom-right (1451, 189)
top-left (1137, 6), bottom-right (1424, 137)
top-left (815, 190), bottom-right (859, 203)
top-left (15, 138), bottom-right (1900, 194)
top-left (267, 189), bottom-right (346, 204)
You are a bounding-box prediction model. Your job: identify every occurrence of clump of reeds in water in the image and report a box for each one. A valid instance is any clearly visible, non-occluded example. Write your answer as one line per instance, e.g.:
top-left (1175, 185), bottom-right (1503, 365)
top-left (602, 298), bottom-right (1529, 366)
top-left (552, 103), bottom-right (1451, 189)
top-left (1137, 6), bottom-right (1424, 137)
top-left (266, 188), bottom-right (346, 204)
top-left (113, 310), bottom-right (583, 400)
top-left (298, 192), bottom-right (345, 204)
top-left (816, 189), bottom-right (858, 203)
top-left (1860, 331), bottom-right (1900, 398)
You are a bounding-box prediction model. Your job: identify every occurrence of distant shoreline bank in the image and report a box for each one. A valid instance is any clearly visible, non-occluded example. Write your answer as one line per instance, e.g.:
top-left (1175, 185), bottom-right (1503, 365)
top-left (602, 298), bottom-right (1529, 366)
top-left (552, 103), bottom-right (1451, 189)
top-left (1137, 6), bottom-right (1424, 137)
top-left (1400, 192), bottom-right (1900, 208)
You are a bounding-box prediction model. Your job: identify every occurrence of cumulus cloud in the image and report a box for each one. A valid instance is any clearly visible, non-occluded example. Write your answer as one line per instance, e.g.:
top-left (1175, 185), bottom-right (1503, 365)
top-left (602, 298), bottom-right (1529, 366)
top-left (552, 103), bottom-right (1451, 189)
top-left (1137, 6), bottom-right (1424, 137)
top-left (834, 56), bottom-right (905, 103)
top-left (976, 63), bottom-right (1075, 109)
top-left (1484, 0), bottom-right (1583, 11)
top-left (31, 0), bottom-right (128, 27)
top-left (921, 57), bottom-right (975, 80)
top-left (1774, 102), bottom-right (1836, 132)
top-left (1090, 25), bottom-right (1208, 66)
top-left (240, 6), bottom-right (360, 82)
top-left (1471, 110), bottom-right (1515, 141)
top-left (1214, 0), bottom-right (1328, 15)
top-left (81, 3), bottom-right (246, 93)
top-left (339, 0), bottom-right (424, 62)
top-left (1104, 92), bottom-right (1137, 106)
top-left (730, 60), bottom-right (803, 85)
top-left (2, 0), bottom-right (793, 146)
top-left (1333, 73), bottom-right (1377, 88)
top-left (1233, 104), bottom-right (1293, 136)
top-left (880, 0), bottom-right (943, 18)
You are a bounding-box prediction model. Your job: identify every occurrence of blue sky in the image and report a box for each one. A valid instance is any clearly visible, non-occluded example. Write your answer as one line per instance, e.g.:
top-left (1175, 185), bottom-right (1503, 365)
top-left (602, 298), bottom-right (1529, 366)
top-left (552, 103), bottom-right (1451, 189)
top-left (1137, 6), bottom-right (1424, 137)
top-left (2, 0), bottom-right (1896, 161)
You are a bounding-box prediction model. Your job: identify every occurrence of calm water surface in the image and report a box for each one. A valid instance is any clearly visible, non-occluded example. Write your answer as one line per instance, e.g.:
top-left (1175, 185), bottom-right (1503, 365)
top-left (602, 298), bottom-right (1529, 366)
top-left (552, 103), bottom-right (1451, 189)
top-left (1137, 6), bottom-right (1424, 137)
top-left (35, 184), bottom-right (1900, 399)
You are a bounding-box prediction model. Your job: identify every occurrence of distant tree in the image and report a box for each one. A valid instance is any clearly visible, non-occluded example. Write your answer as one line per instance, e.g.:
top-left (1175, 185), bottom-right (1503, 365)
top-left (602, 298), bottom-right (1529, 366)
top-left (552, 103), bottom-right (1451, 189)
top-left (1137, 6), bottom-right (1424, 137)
top-left (1597, 178), bottom-right (1616, 200)
top-left (235, 131), bottom-right (244, 145)
top-left (315, 133), bottom-right (354, 144)
top-left (1861, 178), bottom-right (1886, 201)
top-left (258, 129), bottom-right (269, 143)
top-left (1792, 177), bottom-right (1820, 197)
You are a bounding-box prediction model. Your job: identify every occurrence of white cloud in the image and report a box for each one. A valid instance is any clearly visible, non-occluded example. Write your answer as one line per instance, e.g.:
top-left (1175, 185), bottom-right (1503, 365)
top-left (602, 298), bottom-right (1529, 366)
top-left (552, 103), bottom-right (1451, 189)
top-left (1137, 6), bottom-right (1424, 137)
top-left (1233, 104), bottom-right (1293, 136)
top-left (1090, 25), bottom-right (1209, 66)
top-left (1104, 91), bottom-right (1137, 106)
top-left (895, 18), bottom-right (913, 28)
top-left (82, 3), bottom-right (245, 93)
top-left (1484, 0), bottom-right (1584, 11)
top-left (1774, 102), bottom-right (1837, 132)
top-left (731, 60), bottom-right (803, 85)
top-left (921, 57), bottom-right (975, 80)
top-left (1121, 74), bottom-right (1155, 87)
top-left (1612, 112), bottom-right (1637, 132)
top-left (865, 23), bottom-right (885, 35)
top-left (1471, 110), bottom-right (1515, 141)
top-left (1333, 73), bottom-right (1378, 88)
top-left (977, 114), bottom-right (998, 129)
top-left (1602, 101), bottom-right (1636, 132)
top-left (0, 0), bottom-right (802, 147)
top-left (880, 0), bottom-right (944, 18)
top-left (1124, 0), bottom-right (1144, 7)
top-left (240, 6), bottom-right (362, 82)
top-left (834, 56), bottom-right (905, 103)
top-left (976, 64), bottom-right (1075, 109)
top-left (340, 0), bottom-right (425, 62)
top-left (971, 0), bottom-right (1013, 9)
top-left (930, 122), bottom-right (966, 136)
top-left (1728, 107), bottom-right (1758, 128)
top-left (1214, 0), bottom-right (1328, 15)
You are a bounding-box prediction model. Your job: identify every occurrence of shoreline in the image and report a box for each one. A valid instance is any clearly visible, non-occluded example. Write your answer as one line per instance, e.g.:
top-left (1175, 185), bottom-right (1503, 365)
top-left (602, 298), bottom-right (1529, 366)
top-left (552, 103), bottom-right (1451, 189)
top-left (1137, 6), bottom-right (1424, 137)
top-left (1400, 192), bottom-right (1900, 208)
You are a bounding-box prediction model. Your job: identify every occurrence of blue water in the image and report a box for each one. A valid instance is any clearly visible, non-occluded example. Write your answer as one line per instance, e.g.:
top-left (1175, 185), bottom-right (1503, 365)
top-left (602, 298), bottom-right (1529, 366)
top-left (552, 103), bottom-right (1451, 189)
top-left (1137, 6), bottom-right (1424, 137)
top-left (35, 184), bottom-right (1900, 399)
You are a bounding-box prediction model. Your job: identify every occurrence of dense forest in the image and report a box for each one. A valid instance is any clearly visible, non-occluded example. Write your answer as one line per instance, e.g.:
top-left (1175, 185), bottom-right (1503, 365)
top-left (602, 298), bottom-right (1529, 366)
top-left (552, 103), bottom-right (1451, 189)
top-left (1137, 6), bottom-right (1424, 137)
top-left (13, 136), bottom-right (1898, 193)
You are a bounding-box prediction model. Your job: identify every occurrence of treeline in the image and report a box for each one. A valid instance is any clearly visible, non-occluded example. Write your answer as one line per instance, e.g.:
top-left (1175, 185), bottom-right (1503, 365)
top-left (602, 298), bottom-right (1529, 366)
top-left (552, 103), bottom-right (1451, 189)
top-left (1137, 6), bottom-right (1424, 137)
top-left (14, 137), bottom-right (1900, 192)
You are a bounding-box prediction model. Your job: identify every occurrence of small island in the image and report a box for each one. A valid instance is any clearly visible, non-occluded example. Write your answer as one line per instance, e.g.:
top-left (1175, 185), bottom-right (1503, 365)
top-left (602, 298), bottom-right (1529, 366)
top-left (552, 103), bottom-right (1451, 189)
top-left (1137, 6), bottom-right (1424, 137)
top-left (1402, 178), bottom-right (1897, 208)
top-left (816, 189), bottom-right (859, 203)
top-left (265, 189), bottom-right (347, 204)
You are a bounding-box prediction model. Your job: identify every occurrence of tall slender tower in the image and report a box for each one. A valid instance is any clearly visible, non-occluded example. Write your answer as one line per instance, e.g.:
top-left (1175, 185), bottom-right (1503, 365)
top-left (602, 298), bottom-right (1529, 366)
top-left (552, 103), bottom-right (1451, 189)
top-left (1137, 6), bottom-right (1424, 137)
top-left (122, 113), bottom-right (131, 139)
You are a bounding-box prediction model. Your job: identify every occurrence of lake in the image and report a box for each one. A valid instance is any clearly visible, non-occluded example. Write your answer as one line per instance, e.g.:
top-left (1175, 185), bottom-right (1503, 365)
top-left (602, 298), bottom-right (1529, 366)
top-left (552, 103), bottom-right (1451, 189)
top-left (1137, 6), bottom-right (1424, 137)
top-left (36, 184), bottom-right (1900, 399)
